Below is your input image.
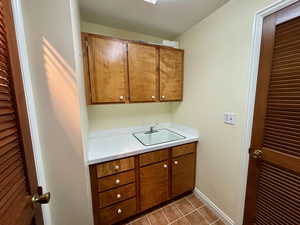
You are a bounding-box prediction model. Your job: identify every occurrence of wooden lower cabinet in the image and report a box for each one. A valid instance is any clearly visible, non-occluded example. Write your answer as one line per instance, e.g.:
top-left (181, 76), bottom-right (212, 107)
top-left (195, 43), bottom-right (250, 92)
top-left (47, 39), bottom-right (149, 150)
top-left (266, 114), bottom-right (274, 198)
top-left (90, 142), bottom-right (197, 225)
top-left (172, 153), bottom-right (196, 197)
top-left (98, 170), bottom-right (136, 192)
top-left (96, 157), bottom-right (135, 178)
top-left (140, 160), bottom-right (169, 211)
top-left (99, 183), bottom-right (136, 208)
top-left (99, 198), bottom-right (137, 225)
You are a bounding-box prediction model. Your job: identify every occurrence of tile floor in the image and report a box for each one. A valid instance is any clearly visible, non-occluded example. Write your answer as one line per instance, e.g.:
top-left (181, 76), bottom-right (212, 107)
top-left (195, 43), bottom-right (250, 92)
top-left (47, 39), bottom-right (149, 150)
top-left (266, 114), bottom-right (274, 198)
top-left (126, 194), bottom-right (225, 225)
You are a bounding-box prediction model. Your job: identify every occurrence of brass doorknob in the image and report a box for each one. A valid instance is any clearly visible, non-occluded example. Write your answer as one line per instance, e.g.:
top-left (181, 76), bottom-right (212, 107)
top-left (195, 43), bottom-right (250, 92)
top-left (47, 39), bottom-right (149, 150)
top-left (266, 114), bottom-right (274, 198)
top-left (32, 192), bottom-right (51, 204)
top-left (252, 149), bottom-right (263, 159)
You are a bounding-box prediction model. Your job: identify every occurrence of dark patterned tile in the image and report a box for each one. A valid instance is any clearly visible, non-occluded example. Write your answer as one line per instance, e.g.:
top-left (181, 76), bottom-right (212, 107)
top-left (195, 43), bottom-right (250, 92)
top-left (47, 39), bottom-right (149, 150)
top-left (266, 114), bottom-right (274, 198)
top-left (198, 206), bottom-right (219, 223)
top-left (131, 216), bottom-right (150, 225)
top-left (147, 209), bottom-right (168, 225)
top-left (186, 195), bottom-right (205, 208)
top-left (212, 219), bottom-right (225, 225)
top-left (163, 204), bottom-right (182, 222)
top-left (172, 217), bottom-right (190, 225)
top-left (186, 211), bottom-right (208, 225)
top-left (175, 199), bottom-right (195, 215)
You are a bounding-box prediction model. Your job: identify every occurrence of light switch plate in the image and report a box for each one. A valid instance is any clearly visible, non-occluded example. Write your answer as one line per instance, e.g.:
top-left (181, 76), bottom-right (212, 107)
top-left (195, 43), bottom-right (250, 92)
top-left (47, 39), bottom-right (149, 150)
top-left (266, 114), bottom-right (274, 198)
top-left (224, 112), bottom-right (236, 125)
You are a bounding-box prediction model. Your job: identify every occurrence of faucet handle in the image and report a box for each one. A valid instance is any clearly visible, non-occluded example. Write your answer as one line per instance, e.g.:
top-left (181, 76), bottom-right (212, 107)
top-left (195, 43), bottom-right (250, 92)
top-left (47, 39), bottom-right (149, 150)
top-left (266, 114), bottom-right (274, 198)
top-left (145, 123), bottom-right (160, 134)
top-left (151, 123), bottom-right (159, 128)
top-left (150, 123), bottom-right (159, 133)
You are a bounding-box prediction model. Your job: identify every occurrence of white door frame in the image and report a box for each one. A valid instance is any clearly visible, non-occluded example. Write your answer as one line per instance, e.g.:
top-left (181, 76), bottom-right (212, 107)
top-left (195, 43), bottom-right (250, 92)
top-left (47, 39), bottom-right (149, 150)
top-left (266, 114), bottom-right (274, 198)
top-left (10, 0), bottom-right (52, 224)
top-left (238, 0), bottom-right (299, 224)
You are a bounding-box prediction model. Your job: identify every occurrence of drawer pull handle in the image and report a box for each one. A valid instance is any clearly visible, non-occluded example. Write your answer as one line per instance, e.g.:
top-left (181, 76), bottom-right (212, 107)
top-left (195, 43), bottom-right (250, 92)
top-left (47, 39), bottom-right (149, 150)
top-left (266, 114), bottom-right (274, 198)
top-left (115, 179), bottom-right (120, 184)
top-left (117, 209), bottom-right (122, 215)
top-left (163, 164), bottom-right (168, 168)
top-left (162, 96), bottom-right (165, 99)
top-left (119, 96), bottom-right (124, 100)
top-left (114, 165), bottom-right (120, 170)
top-left (174, 161), bottom-right (178, 165)
top-left (117, 194), bottom-right (121, 199)
top-left (152, 96), bottom-right (155, 99)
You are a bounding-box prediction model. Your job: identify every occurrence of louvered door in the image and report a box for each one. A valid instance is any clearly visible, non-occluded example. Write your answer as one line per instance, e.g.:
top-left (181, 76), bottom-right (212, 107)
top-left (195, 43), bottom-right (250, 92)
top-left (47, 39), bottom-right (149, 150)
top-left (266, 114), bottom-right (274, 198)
top-left (243, 2), bottom-right (300, 225)
top-left (0, 1), bottom-right (46, 225)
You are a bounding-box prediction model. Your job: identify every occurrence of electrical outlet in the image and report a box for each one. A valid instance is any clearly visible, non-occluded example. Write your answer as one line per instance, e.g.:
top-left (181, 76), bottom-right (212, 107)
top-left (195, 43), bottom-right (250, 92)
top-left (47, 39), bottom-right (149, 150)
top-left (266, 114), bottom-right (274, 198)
top-left (224, 112), bottom-right (236, 125)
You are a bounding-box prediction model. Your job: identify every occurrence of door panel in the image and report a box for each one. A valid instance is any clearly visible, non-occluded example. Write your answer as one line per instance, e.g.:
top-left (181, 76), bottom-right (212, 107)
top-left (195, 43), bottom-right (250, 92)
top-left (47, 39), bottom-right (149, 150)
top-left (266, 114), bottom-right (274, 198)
top-left (128, 43), bottom-right (158, 102)
top-left (160, 48), bottom-right (183, 101)
top-left (0, 1), bottom-right (45, 225)
top-left (140, 160), bottom-right (169, 211)
top-left (87, 36), bottom-right (128, 104)
top-left (172, 153), bottom-right (195, 197)
top-left (243, 2), bottom-right (300, 225)
top-left (256, 161), bottom-right (300, 225)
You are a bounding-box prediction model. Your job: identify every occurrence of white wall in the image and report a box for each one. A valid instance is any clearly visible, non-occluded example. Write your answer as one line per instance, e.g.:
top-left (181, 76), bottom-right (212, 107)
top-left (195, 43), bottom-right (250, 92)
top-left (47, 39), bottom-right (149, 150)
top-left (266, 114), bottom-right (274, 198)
top-left (81, 21), bottom-right (164, 44)
top-left (88, 103), bottom-right (172, 131)
top-left (21, 1), bottom-right (92, 225)
top-left (172, 0), bottom-right (276, 224)
top-left (81, 21), bottom-right (173, 131)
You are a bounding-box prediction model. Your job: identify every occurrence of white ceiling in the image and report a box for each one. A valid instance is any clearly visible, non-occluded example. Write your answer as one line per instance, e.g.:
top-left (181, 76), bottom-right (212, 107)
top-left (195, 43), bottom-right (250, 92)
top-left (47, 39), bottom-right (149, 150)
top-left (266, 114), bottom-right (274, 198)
top-left (79, 0), bottom-right (229, 39)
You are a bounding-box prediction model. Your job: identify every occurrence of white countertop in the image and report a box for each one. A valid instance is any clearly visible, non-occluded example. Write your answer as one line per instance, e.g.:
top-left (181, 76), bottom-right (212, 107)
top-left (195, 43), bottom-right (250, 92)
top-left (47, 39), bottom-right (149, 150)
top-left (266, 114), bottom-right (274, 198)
top-left (87, 123), bottom-right (199, 165)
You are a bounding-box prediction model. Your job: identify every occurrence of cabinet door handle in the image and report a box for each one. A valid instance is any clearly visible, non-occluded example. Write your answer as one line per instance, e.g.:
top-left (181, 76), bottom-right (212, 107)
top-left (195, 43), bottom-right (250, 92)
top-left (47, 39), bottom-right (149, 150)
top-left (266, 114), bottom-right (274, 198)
top-left (119, 96), bottom-right (124, 100)
top-left (163, 164), bottom-right (168, 168)
top-left (152, 96), bottom-right (155, 99)
top-left (162, 96), bottom-right (165, 99)
top-left (117, 194), bottom-right (121, 199)
top-left (114, 165), bottom-right (120, 170)
top-left (117, 209), bottom-right (122, 215)
top-left (174, 161), bottom-right (179, 165)
top-left (115, 179), bottom-right (120, 184)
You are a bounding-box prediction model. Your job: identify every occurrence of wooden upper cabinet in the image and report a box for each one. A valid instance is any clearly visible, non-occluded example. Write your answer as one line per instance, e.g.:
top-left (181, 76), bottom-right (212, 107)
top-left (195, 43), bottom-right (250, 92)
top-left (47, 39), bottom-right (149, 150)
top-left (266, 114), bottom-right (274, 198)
top-left (87, 35), bottom-right (128, 104)
top-left (128, 43), bottom-right (158, 102)
top-left (160, 48), bottom-right (183, 101)
top-left (82, 33), bottom-right (184, 104)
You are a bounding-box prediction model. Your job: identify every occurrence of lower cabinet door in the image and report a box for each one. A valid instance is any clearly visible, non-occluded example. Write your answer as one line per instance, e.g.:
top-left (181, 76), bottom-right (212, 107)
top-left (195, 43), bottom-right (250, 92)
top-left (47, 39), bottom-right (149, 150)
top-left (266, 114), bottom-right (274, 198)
top-left (172, 153), bottom-right (195, 197)
top-left (140, 160), bottom-right (169, 211)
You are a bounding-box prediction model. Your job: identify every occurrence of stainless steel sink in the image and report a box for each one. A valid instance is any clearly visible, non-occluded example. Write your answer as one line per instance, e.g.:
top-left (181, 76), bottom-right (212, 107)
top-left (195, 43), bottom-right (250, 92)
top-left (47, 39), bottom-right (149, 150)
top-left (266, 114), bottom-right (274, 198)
top-left (133, 128), bottom-right (185, 146)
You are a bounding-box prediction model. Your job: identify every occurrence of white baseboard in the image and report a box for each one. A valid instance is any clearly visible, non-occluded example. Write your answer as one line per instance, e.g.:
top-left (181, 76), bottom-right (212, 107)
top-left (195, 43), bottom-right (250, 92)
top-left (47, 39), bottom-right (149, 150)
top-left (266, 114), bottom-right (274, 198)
top-left (193, 188), bottom-right (235, 225)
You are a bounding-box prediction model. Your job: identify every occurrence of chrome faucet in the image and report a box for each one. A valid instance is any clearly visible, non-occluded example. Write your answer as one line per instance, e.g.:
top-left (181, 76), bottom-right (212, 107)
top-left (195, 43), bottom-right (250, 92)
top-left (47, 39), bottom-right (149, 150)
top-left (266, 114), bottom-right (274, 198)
top-left (145, 123), bottom-right (159, 134)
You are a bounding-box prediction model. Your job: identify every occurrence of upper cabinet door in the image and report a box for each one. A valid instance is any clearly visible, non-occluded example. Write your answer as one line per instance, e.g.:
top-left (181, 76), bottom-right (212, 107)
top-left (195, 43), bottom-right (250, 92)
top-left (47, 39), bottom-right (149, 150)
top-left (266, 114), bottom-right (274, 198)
top-left (87, 36), bottom-right (128, 104)
top-left (128, 43), bottom-right (158, 102)
top-left (159, 48), bottom-right (183, 101)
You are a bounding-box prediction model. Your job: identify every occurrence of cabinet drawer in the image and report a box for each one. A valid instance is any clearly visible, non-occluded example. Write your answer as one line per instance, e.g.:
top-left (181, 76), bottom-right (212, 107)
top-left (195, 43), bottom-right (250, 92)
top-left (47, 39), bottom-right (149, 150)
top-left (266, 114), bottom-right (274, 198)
top-left (99, 183), bottom-right (136, 208)
top-left (96, 157), bottom-right (135, 178)
top-left (139, 149), bottom-right (169, 167)
top-left (98, 170), bottom-right (135, 192)
top-left (99, 198), bottom-right (137, 225)
top-left (172, 143), bottom-right (196, 158)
